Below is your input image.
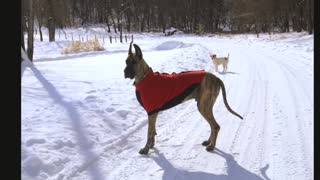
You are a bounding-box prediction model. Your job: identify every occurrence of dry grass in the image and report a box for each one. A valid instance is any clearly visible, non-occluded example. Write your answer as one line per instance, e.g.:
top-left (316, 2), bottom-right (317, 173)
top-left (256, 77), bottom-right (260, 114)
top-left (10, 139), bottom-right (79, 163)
top-left (62, 38), bottom-right (105, 54)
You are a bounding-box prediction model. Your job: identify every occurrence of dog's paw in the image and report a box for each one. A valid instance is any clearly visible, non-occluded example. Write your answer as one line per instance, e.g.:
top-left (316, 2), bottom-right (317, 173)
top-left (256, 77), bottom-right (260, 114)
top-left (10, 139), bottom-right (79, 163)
top-left (202, 141), bottom-right (210, 146)
top-left (206, 145), bottom-right (214, 152)
top-left (139, 148), bottom-right (149, 155)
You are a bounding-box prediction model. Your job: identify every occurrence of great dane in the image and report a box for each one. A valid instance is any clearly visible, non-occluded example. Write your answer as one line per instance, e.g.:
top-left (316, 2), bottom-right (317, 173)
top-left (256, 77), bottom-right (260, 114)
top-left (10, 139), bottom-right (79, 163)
top-left (124, 41), bottom-right (243, 154)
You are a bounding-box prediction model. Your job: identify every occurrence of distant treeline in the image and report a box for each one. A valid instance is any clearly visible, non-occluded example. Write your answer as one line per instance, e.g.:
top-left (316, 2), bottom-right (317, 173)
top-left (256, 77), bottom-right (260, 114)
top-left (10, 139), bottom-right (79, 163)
top-left (22, 0), bottom-right (314, 60)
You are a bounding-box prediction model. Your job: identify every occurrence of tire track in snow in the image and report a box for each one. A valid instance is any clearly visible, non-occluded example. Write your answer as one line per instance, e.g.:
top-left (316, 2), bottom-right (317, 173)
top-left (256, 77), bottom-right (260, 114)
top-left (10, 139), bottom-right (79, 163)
top-left (228, 45), bottom-right (311, 180)
top-left (153, 45), bottom-right (269, 180)
top-left (233, 47), bottom-right (312, 180)
top-left (222, 49), bottom-right (270, 179)
top-left (236, 51), bottom-right (272, 177)
top-left (228, 67), bottom-right (254, 153)
top-left (103, 98), bottom-right (206, 180)
top-left (56, 116), bottom-right (149, 179)
top-left (262, 52), bottom-right (312, 180)
top-left (250, 51), bottom-right (309, 179)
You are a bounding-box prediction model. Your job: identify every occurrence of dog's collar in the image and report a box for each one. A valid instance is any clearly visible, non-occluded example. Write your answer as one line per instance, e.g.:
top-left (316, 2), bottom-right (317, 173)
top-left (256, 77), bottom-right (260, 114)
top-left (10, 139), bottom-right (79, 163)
top-left (133, 68), bottom-right (153, 86)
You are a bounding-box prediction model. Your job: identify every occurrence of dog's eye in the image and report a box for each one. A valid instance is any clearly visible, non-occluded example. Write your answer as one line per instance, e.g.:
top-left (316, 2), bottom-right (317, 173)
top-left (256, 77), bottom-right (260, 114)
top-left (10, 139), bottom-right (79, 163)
top-left (126, 59), bottom-right (136, 65)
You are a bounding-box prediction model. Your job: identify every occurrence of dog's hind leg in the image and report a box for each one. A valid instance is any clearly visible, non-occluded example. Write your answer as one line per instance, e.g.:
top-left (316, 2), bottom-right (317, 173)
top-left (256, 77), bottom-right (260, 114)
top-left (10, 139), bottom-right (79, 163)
top-left (197, 100), bottom-right (220, 151)
top-left (139, 113), bottom-right (158, 154)
top-left (197, 74), bottom-right (221, 151)
top-left (198, 101), bottom-right (214, 147)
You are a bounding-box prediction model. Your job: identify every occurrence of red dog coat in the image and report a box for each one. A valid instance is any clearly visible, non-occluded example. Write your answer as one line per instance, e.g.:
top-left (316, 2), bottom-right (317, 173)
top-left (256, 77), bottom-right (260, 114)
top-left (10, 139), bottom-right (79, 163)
top-left (135, 69), bottom-right (205, 115)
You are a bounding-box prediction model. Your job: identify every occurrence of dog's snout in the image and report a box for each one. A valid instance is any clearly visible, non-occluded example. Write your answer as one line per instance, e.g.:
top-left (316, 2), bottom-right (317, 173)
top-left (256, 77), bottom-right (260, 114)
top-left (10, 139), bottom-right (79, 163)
top-left (124, 67), bottom-right (129, 78)
top-left (124, 65), bottom-right (135, 79)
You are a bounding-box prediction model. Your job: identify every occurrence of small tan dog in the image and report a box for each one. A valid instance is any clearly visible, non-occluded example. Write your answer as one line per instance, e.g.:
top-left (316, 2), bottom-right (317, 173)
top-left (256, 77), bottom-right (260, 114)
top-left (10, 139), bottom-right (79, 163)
top-left (210, 53), bottom-right (229, 72)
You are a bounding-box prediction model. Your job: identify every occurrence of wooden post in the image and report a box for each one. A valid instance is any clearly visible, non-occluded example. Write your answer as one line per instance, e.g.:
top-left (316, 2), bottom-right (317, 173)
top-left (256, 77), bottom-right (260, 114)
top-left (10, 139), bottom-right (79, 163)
top-left (109, 36), bottom-right (112, 43)
top-left (125, 35), bottom-right (127, 42)
top-left (131, 34), bottom-right (133, 41)
top-left (65, 33), bottom-right (67, 40)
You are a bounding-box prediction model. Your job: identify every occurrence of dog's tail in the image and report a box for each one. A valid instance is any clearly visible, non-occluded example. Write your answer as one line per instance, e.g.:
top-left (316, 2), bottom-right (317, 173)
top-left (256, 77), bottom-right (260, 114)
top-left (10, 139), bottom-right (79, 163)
top-left (218, 78), bottom-right (243, 120)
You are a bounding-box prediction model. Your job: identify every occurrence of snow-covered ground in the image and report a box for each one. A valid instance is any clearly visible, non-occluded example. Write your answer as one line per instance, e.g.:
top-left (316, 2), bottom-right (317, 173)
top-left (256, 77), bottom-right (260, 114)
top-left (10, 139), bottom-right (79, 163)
top-left (22, 28), bottom-right (313, 180)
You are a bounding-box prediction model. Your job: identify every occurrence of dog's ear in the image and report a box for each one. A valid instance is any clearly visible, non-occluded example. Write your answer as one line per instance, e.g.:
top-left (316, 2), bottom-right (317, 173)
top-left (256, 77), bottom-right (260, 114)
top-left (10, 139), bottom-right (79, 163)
top-left (133, 44), bottom-right (143, 59)
top-left (128, 40), bottom-right (133, 56)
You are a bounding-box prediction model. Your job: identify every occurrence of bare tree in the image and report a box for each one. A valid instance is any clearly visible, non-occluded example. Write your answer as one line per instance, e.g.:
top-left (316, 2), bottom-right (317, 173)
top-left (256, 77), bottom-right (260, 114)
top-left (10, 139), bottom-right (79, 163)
top-left (307, 0), bottom-right (313, 34)
top-left (27, 0), bottom-right (34, 61)
top-left (47, 0), bottom-right (55, 41)
top-left (34, 0), bottom-right (46, 41)
top-left (21, 0), bottom-right (26, 51)
top-left (46, 0), bottom-right (70, 41)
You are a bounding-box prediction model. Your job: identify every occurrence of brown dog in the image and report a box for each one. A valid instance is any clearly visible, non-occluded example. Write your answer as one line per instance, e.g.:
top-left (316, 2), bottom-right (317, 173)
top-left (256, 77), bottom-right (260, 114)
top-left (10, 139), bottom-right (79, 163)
top-left (124, 41), bottom-right (243, 155)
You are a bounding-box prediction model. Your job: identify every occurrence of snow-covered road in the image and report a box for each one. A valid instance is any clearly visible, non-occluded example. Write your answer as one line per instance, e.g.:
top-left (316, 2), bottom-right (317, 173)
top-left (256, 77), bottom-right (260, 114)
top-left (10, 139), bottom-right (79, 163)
top-left (22, 32), bottom-right (313, 180)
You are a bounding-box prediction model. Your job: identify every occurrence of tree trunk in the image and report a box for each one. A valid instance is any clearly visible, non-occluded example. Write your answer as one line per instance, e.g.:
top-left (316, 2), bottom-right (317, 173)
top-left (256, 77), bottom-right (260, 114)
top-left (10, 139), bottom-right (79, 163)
top-left (39, 27), bottom-right (43, 41)
top-left (140, 18), bottom-right (145, 32)
top-left (116, 16), bottom-right (120, 32)
top-left (140, 10), bottom-right (146, 32)
top-left (21, 0), bottom-right (26, 51)
top-left (105, 13), bottom-right (111, 32)
top-left (27, 0), bottom-right (34, 61)
top-left (255, 23), bottom-right (260, 38)
top-left (119, 19), bottom-right (123, 43)
top-left (48, 0), bottom-right (55, 42)
top-left (106, 22), bottom-right (111, 33)
top-left (37, 16), bottom-right (43, 42)
top-left (111, 15), bottom-right (117, 33)
top-left (21, 15), bottom-right (26, 51)
top-left (297, 5), bottom-right (303, 32)
top-left (126, 12), bottom-right (131, 32)
top-left (215, 19), bottom-right (219, 32)
top-left (307, 0), bottom-right (313, 34)
top-left (48, 17), bottom-right (55, 41)
top-left (147, 10), bottom-right (150, 31)
top-left (159, 12), bottom-right (165, 33)
top-left (285, 14), bottom-right (290, 32)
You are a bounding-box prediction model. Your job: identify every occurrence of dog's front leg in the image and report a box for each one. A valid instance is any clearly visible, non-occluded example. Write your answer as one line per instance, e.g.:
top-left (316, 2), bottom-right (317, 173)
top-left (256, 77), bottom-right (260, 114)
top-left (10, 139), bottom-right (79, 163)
top-left (139, 113), bottom-right (158, 154)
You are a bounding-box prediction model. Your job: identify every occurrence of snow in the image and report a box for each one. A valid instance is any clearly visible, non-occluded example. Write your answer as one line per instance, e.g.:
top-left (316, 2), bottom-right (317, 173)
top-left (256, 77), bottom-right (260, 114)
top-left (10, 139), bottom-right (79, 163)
top-left (22, 28), bottom-right (313, 180)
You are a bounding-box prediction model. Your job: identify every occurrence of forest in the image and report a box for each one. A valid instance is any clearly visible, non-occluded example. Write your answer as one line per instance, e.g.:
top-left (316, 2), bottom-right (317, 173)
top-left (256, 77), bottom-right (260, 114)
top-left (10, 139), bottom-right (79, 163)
top-left (21, 0), bottom-right (314, 60)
